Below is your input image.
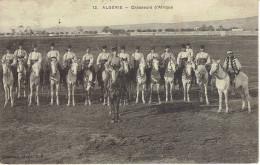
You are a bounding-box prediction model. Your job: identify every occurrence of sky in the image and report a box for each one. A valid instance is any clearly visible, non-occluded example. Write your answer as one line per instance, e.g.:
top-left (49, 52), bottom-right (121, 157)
top-left (0, 0), bottom-right (258, 32)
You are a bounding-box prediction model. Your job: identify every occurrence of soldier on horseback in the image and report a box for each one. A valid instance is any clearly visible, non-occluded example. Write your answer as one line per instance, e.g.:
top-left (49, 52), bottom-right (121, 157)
top-left (146, 46), bottom-right (160, 85)
top-left (161, 45), bottom-right (174, 83)
top-left (46, 43), bottom-right (61, 83)
top-left (97, 45), bottom-right (111, 87)
top-left (81, 47), bottom-right (96, 85)
top-left (1, 45), bottom-right (16, 85)
top-left (62, 45), bottom-right (77, 87)
top-left (176, 44), bottom-right (192, 88)
top-left (195, 45), bottom-right (211, 85)
top-left (14, 43), bottom-right (28, 72)
top-left (223, 50), bottom-right (242, 95)
top-left (132, 46), bottom-right (145, 70)
top-left (186, 43), bottom-right (194, 60)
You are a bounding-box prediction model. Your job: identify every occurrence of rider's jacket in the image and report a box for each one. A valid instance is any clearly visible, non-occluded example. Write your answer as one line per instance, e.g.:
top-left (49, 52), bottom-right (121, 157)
top-left (47, 50), bottom-right (60, 62)
top-left (96, 52), bottom-right (110, 66)
top-left (106, 55), bottom-right (123, 70)
top-left (132, 52), bottom-right (145, 62)
top-left (27, 51), bottom-right (42, 66)
top-left (82, 53), bottom-right (94, 67)
top-left (14, 49), bottom-right (27, 61)
top-left (2, 53), bottom-right (16, 65)
top-left (223, 56), bottom-right (242, 73)
top-left (195, 52), bottom-right (211, 66)
top-left (63, 51), bottom-right (77, 64)
top-left (186, 48), bottom-right (194, 59)
top-left (177, 51), bottom-right (191, 67)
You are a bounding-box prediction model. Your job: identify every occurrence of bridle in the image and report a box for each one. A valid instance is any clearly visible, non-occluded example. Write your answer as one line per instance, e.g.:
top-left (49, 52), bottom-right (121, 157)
top-left (212, 63), bottom-right (227, 80)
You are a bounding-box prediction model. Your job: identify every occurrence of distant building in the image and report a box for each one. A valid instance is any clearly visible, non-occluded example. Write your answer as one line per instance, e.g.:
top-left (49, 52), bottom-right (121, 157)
top-left (231, 28), bottom-right (244, 31)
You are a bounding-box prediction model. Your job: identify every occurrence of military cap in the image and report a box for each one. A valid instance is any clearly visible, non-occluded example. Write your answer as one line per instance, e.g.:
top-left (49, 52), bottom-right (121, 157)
top-left (135, 46), bottom-right (140, 49)
top-left (151, 46), bottom-right (155, 50)
top-left (165, 45), bottom-right (170, 49)
top-left (6, 45), bottom-right (11, 50)
top-left (227, 50), bottom-right (233, 55)
top-left (120, 45), bottom-right (125, 50)
top-left (186, 43), bottom-right (190, 46)
top-left (68, 45), bottom-right (72, 48)
top-left (112, 47), bottom-right (118, 52)
top-left (102, 45), bottom-right (107, 49)
top-left (181, 44), bottom-right (186, 48)
top-left (200, 45), bottom-right (205, 49)
top-left (50, 43), bottom-right (55, 46)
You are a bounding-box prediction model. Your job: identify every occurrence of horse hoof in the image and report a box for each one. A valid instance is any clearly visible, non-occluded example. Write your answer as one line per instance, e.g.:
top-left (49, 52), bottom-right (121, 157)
top-left (206, 102), bottom-right (209, 105)
top-left (170, 99), bottom-right (173, 102)
top-left (135, 101), bottom-right (138, 104)
top-left (67, 104), bottom-right (70, 106)
top-left (217, 110), bottom-right (221, 114)
top-left (143, 102), bottom-right (146, 104)
top-left (111, 120), bottom-right (115, 123)
top-left (72, 104), bottom-right (75, 106)
top-left (89, 102), bottom-right (91, 105)
top-left (159, 101), bottom-right (162, 104)
top-left (248, 110), bottom-right (251, 114)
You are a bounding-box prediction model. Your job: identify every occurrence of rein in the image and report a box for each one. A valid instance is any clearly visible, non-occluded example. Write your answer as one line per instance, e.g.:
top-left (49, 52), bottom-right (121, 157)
top-left (214, 64), bottom-right (228, 80)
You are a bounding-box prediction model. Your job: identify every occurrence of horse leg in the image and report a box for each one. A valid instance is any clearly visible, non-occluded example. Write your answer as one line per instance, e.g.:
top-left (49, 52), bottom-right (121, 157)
top-left (217, 89), bottom-right (222, 113)
top-left (18, 76), bottom-right (21, 98)
top-left (224, 89), bottom-right (229, 113)
top-left (4, 85), bottom-right (8, 108)
top-left (36, 85), bottom-right (39, 106)
top-left (50, 83), bottom-right (54, 105)
top-left (10, 86), bottom-right (14, 107)
top-left (142, 85), bottom-right (146, 104)
top-left (170, 82), bottom-right (173, 101)
top-left (72, 85), bottom-right (75, 106)
top-left (165, 82), bottom-right (168, 102)
top-left (157, 84), bottom-right (161, 104)
top-left (199, 85), bottom-right (203, 102)
top-left (183, 84), bottom-right (187, 101)
top-left (149, 84), bottom-right (153, 104)
top-left (136, 83), bottom-right (139, 103)
top-left (205, 85), bottom-right (209, 105)
top-left (88, 84), bottom-right (91, 105)
top-left (243, 87), bottom-right (251, 113)
top-left (187, 83), bottom-right (191, 102)
top-left (28, 84), bottom-right (33, 106)
top-left (67, 85), bottom-right (71, 106)
top-left (56, 84), bottom-right (60, 106)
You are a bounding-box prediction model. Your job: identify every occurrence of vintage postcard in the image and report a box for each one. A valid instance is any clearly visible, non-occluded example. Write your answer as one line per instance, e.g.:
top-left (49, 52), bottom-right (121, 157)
top-left (0, 0), bottom-right (258, 163)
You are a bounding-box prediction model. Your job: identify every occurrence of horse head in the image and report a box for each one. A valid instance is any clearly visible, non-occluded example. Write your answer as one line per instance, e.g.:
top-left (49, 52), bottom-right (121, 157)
top-left (32, 62), bottom-right (41, 77)
top-left (17, 59), bottom-right (25, 73)
top-left (184, 61), bottom-right (195, 76)
top-left (50, 60), bottom-right (58, 76)
top-left (122, 60), bottom-right (129, 74)
top-left (138, 62), bottom-right (146, 77)
top-left (111, 69), bottom-right (120, 84)
top-left (152, 58), bottom-right (160, 71)
top-left (70, 61), bottom-right (78, 76)
top-left (209, 59), bottom-right (220, 76)
top-left (167, 59), bottom-right (177, 73)
top-left (195, 65), bottom-right (207, 82)
top-left (2, 62), bottom-right (11, 76)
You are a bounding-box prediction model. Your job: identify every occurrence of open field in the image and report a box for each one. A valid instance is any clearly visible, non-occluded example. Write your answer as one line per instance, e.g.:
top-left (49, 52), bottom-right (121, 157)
top-left (0, 36), bottom-right (258, 163)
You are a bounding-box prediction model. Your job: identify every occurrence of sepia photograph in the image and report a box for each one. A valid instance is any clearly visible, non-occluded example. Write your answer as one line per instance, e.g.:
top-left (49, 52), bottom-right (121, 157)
top-left (0, 0), bottom-right (258, 163)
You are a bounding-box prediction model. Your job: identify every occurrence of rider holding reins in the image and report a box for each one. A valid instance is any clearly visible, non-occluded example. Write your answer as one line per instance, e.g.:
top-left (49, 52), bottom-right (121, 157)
top-left (223, 50), bottom-right (242, 94)
top-left (81, 47), bottom-right (96, 84)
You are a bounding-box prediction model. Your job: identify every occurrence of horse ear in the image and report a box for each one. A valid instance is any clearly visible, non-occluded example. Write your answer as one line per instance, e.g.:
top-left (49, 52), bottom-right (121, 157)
top-left (217, 59), bottom-right (220, 64)
top-left (212, 59), bottom-right (215, 63)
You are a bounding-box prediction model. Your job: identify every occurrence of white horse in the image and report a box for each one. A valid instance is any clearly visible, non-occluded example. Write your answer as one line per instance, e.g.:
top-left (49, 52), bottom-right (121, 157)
top-left (28, 62), bottom-right (41, 106)
top-left (149, 58), bottom-right (162, 104)
top-left (2, 62), bottom-right (14, 107)
top-left (17, 59), bottom-right (27, 98)
top-left (195, 65), bottom-right (209, 105)
top-left (67, 61), bottom-right (78, 106)
top-left (136, 62), bottom-right (146, 104)
top-left (49, 60), bottom-right (60, 105)
top-left (182, 61), bottom-right (195, 102)
top-left (83, 67), bottom-right (93, 106)
top-left (164, 59), bottom-right (177, 102)
top-left (210, 60), bottom-right (251, 113)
